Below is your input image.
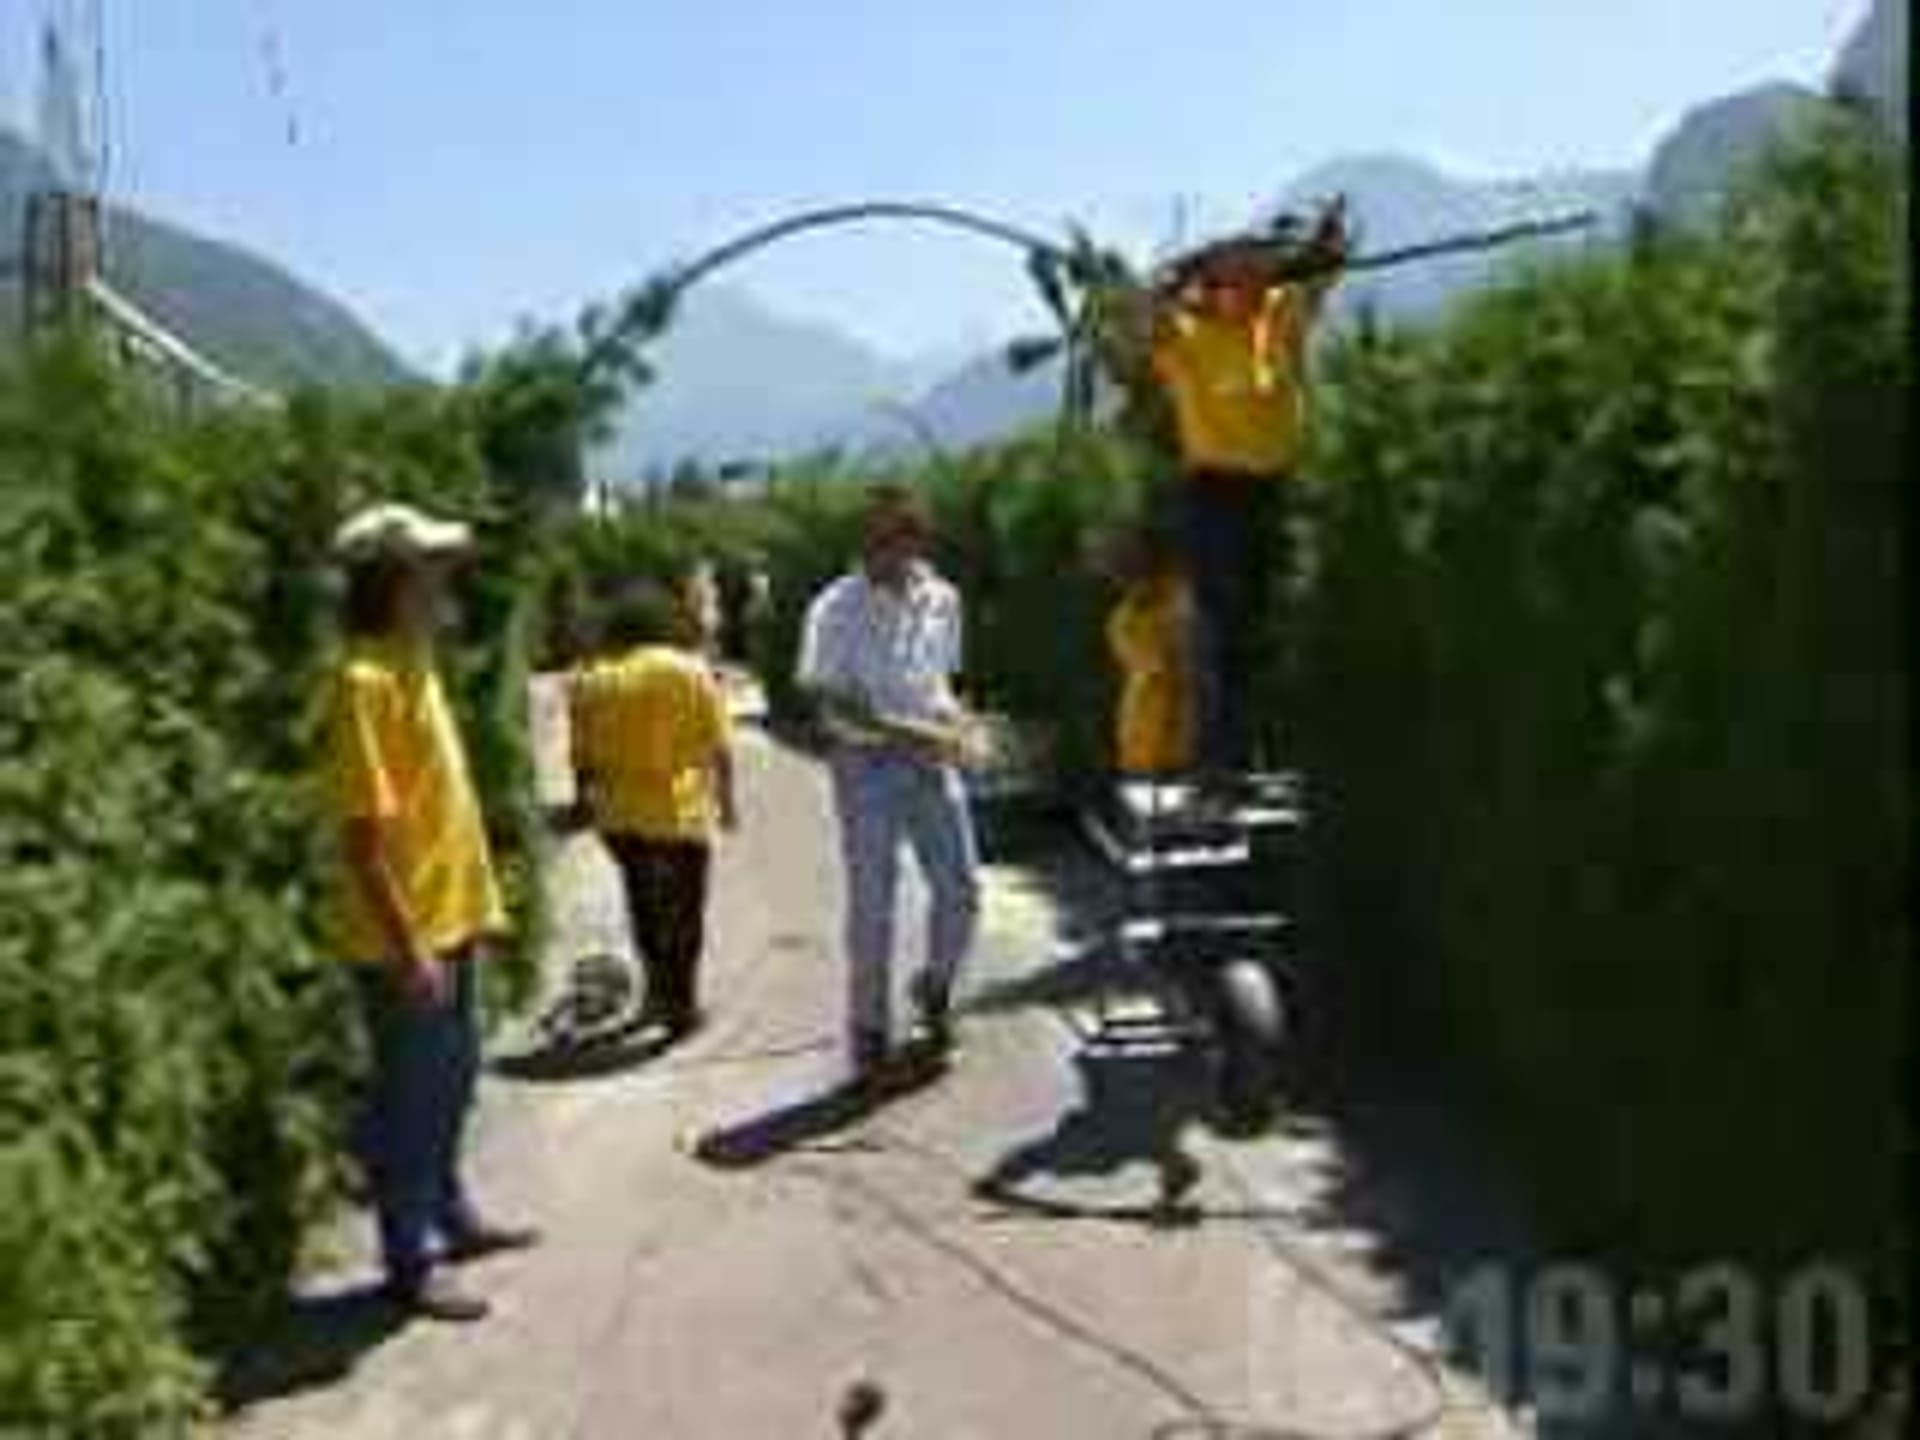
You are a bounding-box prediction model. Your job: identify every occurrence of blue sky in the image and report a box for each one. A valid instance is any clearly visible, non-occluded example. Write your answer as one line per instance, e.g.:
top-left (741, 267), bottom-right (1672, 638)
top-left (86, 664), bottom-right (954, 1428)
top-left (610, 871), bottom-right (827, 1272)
top-left (2, 1), bottom-right (1868, 371)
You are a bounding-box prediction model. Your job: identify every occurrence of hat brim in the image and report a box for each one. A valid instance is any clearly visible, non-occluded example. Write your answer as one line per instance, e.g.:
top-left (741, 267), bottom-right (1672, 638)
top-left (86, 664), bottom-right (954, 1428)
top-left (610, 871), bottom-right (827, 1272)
top-left (334, 519), bottom-right (475, 564)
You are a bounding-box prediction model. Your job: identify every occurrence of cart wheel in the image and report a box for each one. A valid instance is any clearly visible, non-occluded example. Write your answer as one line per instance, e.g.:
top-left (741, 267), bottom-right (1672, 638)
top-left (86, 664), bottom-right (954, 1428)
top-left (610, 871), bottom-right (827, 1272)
top-left (1214, 958), bottom-right (1286, 1136)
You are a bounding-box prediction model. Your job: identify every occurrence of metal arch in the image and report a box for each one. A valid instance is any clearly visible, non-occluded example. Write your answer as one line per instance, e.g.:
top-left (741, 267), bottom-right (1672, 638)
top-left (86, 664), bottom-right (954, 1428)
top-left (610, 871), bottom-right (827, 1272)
top-left (653, 201), bottom-right (1070, 303)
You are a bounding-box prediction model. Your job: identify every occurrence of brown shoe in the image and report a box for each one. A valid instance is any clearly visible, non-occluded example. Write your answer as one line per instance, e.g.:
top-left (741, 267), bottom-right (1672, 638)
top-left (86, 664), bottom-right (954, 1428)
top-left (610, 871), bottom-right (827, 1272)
top-left (384, 1270), bottom-right (490, 1323)
top-left (442, 1220), bottom-right (541, 1264)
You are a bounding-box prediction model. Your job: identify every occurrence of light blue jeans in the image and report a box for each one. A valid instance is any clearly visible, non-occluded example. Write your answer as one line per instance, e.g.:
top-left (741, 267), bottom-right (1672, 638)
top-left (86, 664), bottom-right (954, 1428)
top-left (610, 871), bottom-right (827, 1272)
top-left (828, 749), bottom-right (981, 1054)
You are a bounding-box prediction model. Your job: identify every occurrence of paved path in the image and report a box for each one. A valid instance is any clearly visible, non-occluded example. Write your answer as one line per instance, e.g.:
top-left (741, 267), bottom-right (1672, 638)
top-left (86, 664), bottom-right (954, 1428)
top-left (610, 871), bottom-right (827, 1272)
top-left (223, 681), bottom-right (1552, 1440)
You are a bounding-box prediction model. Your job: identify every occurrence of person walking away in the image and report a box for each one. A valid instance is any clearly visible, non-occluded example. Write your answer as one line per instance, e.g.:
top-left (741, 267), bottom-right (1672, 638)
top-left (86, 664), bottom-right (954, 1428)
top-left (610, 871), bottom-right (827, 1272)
top-left (323, 502), bottom-right (538, 1324)
top-left (1122, 199), bottom-right (1349, 800)
top-left (1098, 521), bottom-right (1197, 780)
top-left (797, 486), bottom-right (982, 1083)
top-left (571, 581), bottom-right (738, 1042)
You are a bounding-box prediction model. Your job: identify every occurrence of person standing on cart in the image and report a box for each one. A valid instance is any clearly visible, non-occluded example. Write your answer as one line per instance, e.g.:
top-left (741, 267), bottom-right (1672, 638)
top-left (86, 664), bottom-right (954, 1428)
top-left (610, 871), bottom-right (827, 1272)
top-left (1112, 198), bottom-right (1350, 801)
top-left (797, 485), bottom-right (982, 1085)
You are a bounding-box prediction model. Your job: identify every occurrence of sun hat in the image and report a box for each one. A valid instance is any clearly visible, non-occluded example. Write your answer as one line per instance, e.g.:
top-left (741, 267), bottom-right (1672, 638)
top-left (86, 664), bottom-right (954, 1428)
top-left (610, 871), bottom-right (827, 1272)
top-left (331, 501), bottom-right (474, 564)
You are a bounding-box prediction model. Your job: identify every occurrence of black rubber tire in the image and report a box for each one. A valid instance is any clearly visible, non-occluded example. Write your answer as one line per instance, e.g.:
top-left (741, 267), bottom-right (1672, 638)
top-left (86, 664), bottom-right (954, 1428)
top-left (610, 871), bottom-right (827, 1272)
top-left (1213, 958), bottom-right (1287, 1136)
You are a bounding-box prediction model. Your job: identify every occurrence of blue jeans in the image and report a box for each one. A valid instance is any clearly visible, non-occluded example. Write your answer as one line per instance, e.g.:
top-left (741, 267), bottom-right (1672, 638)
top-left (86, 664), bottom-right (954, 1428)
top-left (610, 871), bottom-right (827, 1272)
top-left (353, 953), bottom-right (483, 1287)
top-left (828, 749), bottom-right (981, 1055)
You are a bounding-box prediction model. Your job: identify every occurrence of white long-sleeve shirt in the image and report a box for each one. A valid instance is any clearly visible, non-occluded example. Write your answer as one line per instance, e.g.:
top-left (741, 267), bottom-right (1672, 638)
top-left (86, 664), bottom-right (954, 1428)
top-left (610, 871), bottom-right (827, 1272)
top-left (797, 563), bottom-right (963, 727)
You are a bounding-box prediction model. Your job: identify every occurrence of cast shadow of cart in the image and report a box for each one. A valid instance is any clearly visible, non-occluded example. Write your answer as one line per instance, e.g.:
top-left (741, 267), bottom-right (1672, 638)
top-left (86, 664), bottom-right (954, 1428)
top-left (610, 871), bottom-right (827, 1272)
top-left (970, 1045), bottom-right (1310, 1230)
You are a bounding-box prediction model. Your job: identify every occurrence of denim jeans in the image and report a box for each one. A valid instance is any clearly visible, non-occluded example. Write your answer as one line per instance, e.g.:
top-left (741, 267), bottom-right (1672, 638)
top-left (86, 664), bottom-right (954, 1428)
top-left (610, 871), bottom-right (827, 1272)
top-left (1180, 475), bottom-right (1289, 774)
top-left (828, 749), bottom-right (981, 1055)
top-left (352, 952), bottom-right (483, 1287)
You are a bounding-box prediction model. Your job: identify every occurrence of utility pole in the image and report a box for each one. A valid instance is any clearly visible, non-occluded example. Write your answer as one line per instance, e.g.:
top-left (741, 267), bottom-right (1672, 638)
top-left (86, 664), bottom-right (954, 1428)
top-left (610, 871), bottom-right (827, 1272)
top-left (23, 6), bottom-right (106, 338)
top-left (21, 188), bottom-right (102, 334)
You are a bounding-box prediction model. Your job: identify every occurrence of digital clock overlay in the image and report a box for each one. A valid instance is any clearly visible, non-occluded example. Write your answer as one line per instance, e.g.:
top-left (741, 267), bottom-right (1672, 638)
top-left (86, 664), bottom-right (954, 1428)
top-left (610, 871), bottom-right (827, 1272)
top-left (1246, 1257), bottom-right (1900, 1428)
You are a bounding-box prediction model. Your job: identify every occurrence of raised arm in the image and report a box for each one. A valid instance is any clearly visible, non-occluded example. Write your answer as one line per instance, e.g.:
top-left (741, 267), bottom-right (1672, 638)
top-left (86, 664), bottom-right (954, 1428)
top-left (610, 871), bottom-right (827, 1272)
top-left (1289, 195), bottom-right (1352, 318)
top-left (1084, 272), bottom-right (1178, 388)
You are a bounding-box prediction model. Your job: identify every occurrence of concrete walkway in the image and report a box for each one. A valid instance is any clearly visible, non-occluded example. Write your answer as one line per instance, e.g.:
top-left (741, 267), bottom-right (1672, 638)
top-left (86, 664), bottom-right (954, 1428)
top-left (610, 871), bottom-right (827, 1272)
top-left (223, 682), bottom-right (1548, 1440)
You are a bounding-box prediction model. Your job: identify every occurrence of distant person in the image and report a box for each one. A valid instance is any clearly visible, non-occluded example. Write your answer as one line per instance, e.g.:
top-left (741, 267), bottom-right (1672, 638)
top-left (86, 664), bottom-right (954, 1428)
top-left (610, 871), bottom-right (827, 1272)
top-left (797, 485), bottom-right (981, 1083)
top-left (324, 502), bottom-right (538, 1324)
top-left (1098, 520), bottom-right (1196, 779)
top-left (571, 581), bottom-right (738, 1042)
top-left (1113, 198), bottom-right (1350, 798)
top-left (679, 559), bottom-right (725, 668)
top-left (742, 567), bottom-right (776, 685)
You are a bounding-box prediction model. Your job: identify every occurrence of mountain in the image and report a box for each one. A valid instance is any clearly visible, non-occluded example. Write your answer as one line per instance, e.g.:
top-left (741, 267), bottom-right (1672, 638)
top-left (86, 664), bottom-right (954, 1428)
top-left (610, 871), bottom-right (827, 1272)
top-left (1833, 0), bottom-right (1908, 141)
top-left (1, 128), bottom-right (409, 392)
top-left (592, 285), bottom-right (906, 478)
top-left (907, 346), bottom-right (1067, 454)
top-left (1644, 83), bottom-right (1835, 223)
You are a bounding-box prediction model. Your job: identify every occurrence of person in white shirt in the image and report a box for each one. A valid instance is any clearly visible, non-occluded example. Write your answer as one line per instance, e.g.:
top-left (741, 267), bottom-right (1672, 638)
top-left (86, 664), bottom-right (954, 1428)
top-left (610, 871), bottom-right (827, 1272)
top-left (797, 485), bottom-right (981, 1082)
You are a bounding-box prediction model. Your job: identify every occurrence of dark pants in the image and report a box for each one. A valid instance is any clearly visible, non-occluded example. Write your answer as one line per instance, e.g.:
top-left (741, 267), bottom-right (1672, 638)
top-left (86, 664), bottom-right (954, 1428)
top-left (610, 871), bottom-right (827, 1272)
top-left (1180, 472), bottom-right (1291, 775)
top-left (605, 834), bottom-right (712, 1021)
top-left (353, 952), bottom-right (483, 1288)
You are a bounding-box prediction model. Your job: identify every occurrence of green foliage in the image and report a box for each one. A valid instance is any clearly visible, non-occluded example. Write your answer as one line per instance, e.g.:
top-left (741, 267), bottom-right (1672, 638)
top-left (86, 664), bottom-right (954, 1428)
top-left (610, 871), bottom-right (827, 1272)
top-left (0, 341), bottom-right (552, 1432)
top-left (1299, 118), bottom-right (1908, 1342)
top-left (534, 488), bottom-right (782, 671)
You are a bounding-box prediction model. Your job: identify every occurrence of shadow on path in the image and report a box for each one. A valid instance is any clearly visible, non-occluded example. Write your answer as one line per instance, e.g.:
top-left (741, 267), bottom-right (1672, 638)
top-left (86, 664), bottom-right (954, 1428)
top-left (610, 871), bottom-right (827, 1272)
top-left (691, 1046), bottom-right (950, 1171)
top-left (212, 1283), bottom-right (405, 1415)
top-left (973, 1046), bottom-right (1211, 1217)
top-left (489, 1026), bottom-right (680, 1084)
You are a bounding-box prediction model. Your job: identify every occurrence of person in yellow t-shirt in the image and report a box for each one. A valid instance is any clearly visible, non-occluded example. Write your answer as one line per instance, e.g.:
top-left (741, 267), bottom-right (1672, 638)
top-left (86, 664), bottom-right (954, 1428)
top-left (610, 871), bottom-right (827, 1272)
top-left (571, 581), bottom-right (738, 1043)
top-left (322, 501), bottom-right (536, 1324)
top-left (1098, 522), bottom-right (1196, 778)
top-left (1126, 198), bottom-right (1350, 790)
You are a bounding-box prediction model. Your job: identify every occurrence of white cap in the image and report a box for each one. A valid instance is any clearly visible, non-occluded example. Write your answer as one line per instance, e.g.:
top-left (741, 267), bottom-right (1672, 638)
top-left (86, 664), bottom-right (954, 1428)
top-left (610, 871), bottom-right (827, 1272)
top-left (332, 502), bottom-right (474, 564)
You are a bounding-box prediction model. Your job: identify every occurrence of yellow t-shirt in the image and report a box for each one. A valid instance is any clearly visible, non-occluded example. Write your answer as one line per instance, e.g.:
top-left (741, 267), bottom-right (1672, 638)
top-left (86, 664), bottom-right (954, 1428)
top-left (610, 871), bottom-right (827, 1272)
top-left (1150, 281), bottom-right (1326, 475)
top-left (323, 638), bottom-right (505, 963)
top-left (570, 645), bottom-right (731, 843)
top-left (1107, 574), bottom-right (1195, 776)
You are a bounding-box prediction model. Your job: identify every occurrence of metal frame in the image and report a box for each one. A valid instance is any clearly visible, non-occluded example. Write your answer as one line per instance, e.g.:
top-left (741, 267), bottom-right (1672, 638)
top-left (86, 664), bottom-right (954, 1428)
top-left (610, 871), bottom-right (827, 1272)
top-left (1077, 771), bottom-right (1305, 1055)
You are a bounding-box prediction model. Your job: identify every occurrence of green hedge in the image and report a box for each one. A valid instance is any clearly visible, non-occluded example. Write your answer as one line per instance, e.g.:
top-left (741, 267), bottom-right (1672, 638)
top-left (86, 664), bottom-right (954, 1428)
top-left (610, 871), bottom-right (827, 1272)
top-left (1299, 119), bottom-right (1908, 1347)
top-left (0, 345), bottom-right (549, 1433)
top-left (533, 493), bottom-right (782, 670)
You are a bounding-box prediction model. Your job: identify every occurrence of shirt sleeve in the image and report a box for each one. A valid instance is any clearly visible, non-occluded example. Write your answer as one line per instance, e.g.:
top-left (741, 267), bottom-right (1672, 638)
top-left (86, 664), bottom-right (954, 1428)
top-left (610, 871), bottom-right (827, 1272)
top-left (941, 589), bottom-right (965, 678)
top-left (327, 666), bottom-right (399, 822)
top-left (796, 586), bottom-right (846, 693)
